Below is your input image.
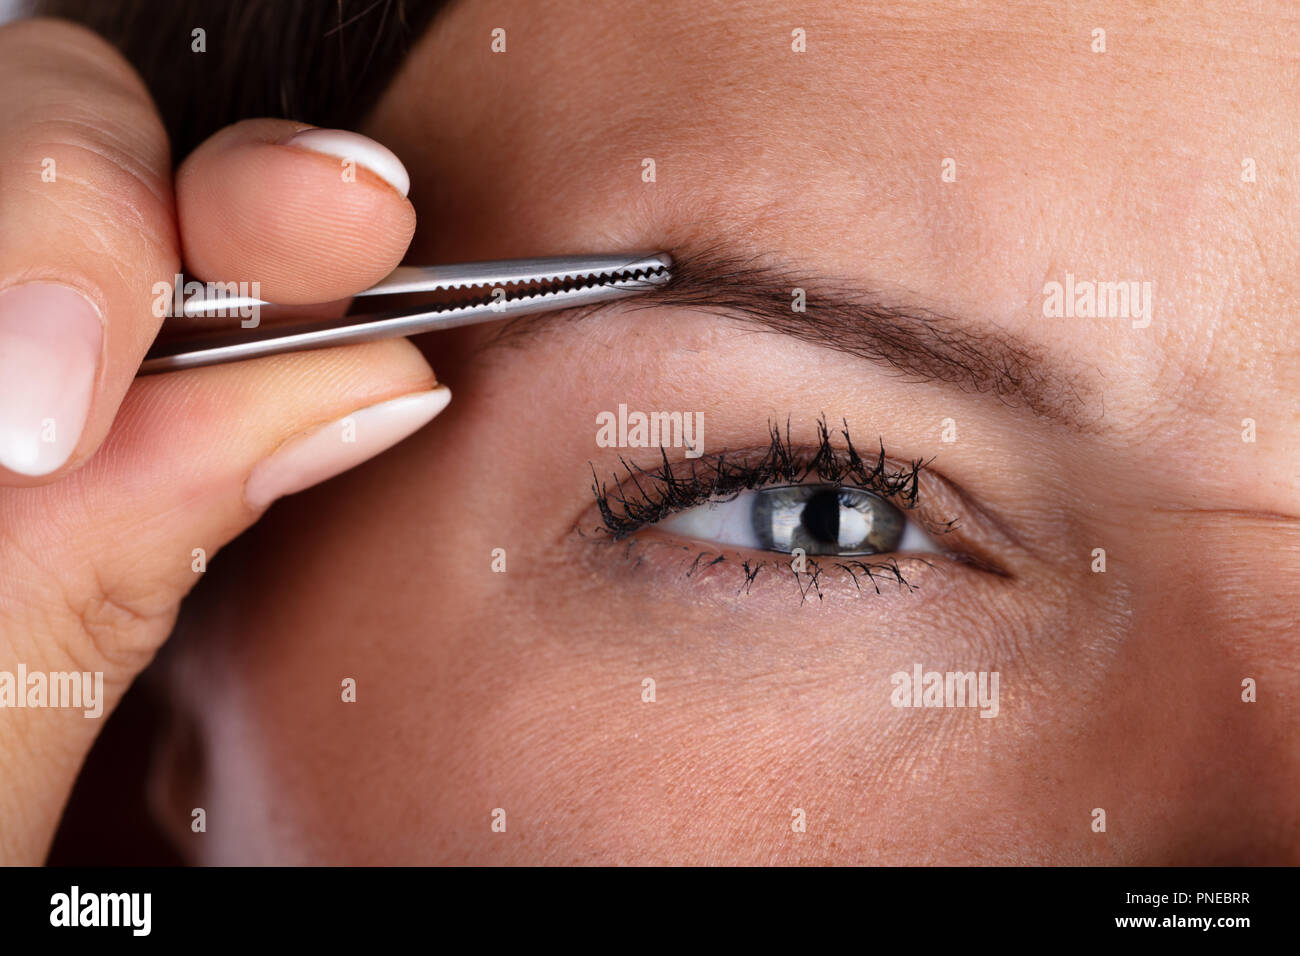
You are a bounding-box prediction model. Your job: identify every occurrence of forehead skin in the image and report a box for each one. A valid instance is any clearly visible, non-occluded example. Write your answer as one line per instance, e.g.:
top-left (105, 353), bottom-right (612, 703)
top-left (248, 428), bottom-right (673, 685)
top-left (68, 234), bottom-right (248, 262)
top-left (371, 0), bottom-right (1300, 504)
top-left (159, 0), bottom-right (1300, 864)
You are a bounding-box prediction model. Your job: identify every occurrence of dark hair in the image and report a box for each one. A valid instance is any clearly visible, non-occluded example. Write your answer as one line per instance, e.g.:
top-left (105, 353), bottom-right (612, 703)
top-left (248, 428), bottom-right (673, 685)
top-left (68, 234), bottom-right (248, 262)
top-left (35, 0), bottom-right (449, 157)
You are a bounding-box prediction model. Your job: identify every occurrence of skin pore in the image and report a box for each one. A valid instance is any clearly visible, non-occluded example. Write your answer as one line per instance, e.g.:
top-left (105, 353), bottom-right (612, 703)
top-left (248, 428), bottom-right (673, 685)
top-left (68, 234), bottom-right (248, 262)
top-left (151, 0), bottom-right (1300, 863)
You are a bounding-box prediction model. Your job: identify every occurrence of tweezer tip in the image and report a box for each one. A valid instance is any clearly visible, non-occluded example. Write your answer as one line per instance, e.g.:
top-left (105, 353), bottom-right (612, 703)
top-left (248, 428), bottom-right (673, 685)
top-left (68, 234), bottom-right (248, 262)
top-left (626, 251), bottom-right (672, 280)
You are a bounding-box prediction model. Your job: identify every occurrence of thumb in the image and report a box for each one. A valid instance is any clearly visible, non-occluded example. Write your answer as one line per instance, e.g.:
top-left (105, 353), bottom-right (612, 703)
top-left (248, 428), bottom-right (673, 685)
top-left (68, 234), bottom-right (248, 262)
top-left (0, 339), bottom-right (445, 863)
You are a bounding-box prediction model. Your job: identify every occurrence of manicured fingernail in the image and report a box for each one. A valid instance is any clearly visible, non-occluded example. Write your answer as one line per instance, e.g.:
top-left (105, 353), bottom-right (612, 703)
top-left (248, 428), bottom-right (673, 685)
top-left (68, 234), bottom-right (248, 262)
top-left (280, 128), bottom-right (411, 197)
top-left (244, 387), bottom-right (449, 509)
top-left (0, 283), bottom-right (103, 476)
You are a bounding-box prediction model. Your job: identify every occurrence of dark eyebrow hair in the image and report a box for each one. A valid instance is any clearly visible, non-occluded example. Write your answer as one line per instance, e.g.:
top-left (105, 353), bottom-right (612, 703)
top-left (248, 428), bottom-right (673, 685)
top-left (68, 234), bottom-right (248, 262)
top-left (488, 245), bottom-right (1096, 429)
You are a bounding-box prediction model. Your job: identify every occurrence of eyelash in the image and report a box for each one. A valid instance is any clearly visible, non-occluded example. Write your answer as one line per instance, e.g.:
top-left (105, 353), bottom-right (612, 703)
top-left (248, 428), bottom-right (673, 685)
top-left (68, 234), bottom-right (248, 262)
top-left (588, 417), bottom-right (957, 598)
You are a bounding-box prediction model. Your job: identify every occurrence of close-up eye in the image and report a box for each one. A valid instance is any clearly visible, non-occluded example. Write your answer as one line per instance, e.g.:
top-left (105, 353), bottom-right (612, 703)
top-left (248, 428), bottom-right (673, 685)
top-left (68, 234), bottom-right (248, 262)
top-left (656, 484), bottom-right (941, 556)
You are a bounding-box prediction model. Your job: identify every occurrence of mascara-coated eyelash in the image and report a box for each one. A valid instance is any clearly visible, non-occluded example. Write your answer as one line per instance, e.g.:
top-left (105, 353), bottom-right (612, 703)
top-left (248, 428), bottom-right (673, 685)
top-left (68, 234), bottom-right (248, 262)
top-left (590, 416), bottom-right (946, 541)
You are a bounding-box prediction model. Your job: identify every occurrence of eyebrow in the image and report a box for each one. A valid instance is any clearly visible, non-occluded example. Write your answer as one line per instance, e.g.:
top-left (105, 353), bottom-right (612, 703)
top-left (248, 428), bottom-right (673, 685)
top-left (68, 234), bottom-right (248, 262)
top-left (489, 245), bottom-right (1095, 429)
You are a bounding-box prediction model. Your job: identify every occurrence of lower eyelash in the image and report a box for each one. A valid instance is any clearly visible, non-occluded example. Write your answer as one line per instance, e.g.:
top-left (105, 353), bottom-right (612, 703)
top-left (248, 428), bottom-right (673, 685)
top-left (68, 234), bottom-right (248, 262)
top-left (636, 539), bottom-right (939, 603)
top-left (740, 554), bottom-right (929, 603)
top-left (590, 415), bottom-right (941, 540)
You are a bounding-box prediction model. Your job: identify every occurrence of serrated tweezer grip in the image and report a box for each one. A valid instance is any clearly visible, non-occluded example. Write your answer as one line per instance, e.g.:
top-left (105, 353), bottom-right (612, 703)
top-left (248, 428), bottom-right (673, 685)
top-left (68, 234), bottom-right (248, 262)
top-left (138, 252), bottom-right (672, 375)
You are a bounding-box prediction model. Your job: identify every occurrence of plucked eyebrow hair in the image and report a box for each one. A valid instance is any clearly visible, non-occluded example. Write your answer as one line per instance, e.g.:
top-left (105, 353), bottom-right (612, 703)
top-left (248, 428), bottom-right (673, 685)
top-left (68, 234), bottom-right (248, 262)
top-left (489, 244), bottom-right (1095, 429)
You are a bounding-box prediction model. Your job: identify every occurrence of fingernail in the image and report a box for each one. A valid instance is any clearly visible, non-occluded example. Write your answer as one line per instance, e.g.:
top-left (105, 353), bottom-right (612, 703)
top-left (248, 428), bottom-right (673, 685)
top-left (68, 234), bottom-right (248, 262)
top-left (0, 283), bottom-right (103, 476)
top-left (280, 128), bottom-right (411, 197)
top-left (244, 386), bottom-right (450, 509)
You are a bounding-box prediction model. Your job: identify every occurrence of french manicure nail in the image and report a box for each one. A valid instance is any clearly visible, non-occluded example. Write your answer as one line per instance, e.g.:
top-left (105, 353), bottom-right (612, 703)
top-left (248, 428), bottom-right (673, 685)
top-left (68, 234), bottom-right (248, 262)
top-left (0, 283), bottom-right (103, 476)
top-left (244, 387), bottom-right (450, 509)
top-left (280, 128), bottom-right (411, 197)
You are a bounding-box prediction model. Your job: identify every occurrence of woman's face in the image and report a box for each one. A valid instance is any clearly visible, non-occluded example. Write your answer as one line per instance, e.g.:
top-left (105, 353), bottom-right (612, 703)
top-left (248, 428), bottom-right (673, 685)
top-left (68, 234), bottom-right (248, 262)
top-left (154, 0), bottom-right (1300, 863)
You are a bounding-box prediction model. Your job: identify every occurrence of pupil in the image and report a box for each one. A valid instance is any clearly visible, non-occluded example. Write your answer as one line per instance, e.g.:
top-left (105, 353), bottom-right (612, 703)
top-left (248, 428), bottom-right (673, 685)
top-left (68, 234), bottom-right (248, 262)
top-left (800, 489), bottom-right (840, 544)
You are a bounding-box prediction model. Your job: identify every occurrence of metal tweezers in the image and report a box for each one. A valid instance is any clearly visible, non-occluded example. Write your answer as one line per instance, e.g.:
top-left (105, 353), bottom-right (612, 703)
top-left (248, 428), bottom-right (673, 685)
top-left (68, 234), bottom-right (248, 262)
top-left (138, 252), bottom-right (672, 375)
